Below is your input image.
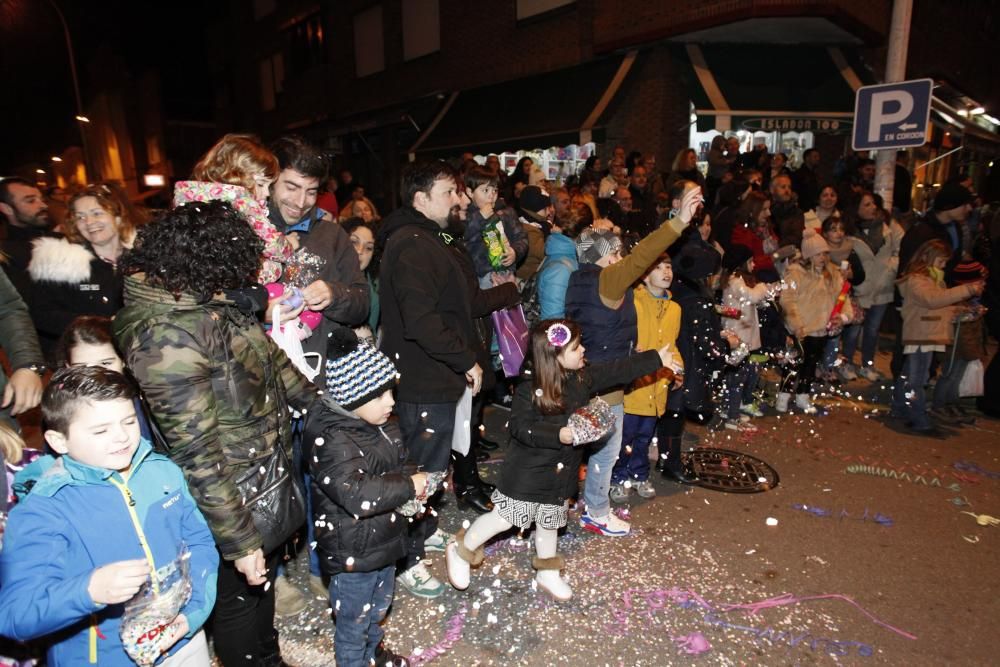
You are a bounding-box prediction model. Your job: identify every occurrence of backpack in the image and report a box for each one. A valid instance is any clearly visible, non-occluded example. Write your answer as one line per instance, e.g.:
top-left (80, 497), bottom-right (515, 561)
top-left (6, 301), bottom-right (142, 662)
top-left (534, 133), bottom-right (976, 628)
top-left (520, 257), bottom-right (574, 329)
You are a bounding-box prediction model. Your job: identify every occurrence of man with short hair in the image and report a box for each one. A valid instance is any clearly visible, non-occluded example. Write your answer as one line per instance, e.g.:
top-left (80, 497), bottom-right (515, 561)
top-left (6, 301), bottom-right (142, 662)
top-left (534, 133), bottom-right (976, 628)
top-left (792, 148), bottom-right (821, 211)
top-left (0, 177), bottom-right (58, 301)
top-left (600, 158), bottom-right (627, 199)
top-left (378, 161), bottom-right (479, 599)
top-left (268, 136), bottom-right (369, 366)
top-left (769, 173), bottom-right (806, 247)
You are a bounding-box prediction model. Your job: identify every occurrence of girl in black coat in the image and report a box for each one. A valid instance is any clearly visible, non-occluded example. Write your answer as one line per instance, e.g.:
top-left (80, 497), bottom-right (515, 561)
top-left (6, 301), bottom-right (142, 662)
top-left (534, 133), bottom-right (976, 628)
top-left (445, 319), bottom-right (675, 602)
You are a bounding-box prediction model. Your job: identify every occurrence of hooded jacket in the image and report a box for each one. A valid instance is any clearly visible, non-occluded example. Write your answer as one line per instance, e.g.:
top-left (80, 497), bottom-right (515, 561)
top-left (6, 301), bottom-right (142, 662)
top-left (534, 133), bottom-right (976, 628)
top-left (623, 285), bottom-right (682, 417)
top-left (852, 221), bottom-right (903, 308)
top-left (536, 232), bottom-right (578, 320)
top-left (462, 204), bottom-right (528, 278)
top-left (0, 439), bottom-right (218, 666)
top-left (113, 276), bottom-right (324, 560)
top-left (498, 351), bottom-right (662, 504)
top-left (377, 206), bottom-right (477, 403)
top-left (304, 407), bottom-right (415, 576)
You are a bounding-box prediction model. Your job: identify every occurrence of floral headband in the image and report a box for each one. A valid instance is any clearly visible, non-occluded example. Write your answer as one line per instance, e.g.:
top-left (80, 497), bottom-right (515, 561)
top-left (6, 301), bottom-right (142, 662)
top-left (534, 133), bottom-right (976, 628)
top-left (546, 323), bottom-right (572, 347)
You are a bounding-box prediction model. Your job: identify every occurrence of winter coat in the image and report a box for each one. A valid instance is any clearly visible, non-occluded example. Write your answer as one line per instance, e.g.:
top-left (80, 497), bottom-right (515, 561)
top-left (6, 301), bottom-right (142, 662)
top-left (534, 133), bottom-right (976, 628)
top-left (536, 232), bottom-right (578, 320)
top-left (898, 272), bottom-right (978, 346)
top-left (515, 220), bottom-right (547, 282)
top-left (377, 206), bottom-right (478, 403)
top-left (852, 221), bottom-right (903, 308)
top-left (722, 274), bottom-right (771, 350)
top-left (498, 351), bottom-right (662, 505)
top-left (672, 277), bottom-right (730, 413)
top-left (462, 205), bottom-right (528, 278)
top-left (268, 206), bottom-right (370, 366)
top-left (0, 269), bottom-right (44, 415)
top-left (780, 262), bottom-right (853, 338)
top-left (113, 276), bottom-right (324, 560)
top-left (173, 181), bottom-right (293, 285)
top-left (731, 223), bottom-right (778, 278)
top-left (623, 286), bottom-right (682, 417)
top-left (304, 408), bottom-right (415, 576)
top-left (0, 439), bottom-right (218, 666)
top-left (0, 225), bottom-right (61, 306)
top-left (27, 236), bottom-right (122, 360)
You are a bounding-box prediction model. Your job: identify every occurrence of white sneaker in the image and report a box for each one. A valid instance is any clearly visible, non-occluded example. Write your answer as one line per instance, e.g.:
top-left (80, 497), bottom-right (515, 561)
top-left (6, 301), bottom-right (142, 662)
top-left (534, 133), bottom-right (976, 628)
top-left (836, 362), bottom-right (858, 381)
top-left (423, 528), bottom-right (451, 553)
top-left (740, 402), bottom-right (765, 418)
top-left (445, 542), bottom-right (470, 590)
top-left (724, 419), bottom-right (759, 434)
top-left (580, 511), bottom-right (631, 536)
top-left (858, 365), bottom-right (882, 382)
top-left (535, 570), bottom-right (572, 601)
top-left (396, 562), bottom-right (445, 599)
top-left (609, 482), bottom-right (632, 503)
top-left (635, 479), bottom-right (656, 499)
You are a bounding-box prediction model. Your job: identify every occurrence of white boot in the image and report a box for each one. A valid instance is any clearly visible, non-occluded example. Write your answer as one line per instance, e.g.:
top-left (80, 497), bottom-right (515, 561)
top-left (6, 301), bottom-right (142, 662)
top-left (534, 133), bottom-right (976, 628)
top-left (534, 556), bottom-right (572, 601)
top-left (795, 393), bottom-right (817, 414)
top-left (445, 528), bottom-right (484, 591)
top-left (775, 392), bottom-right (791, 413)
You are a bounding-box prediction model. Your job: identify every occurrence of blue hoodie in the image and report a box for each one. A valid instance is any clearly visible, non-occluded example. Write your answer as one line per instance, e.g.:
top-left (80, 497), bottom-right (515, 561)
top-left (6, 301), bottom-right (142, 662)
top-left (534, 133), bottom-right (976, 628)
top-left (537, 232), bottom-right (578, 320)
top-left (0, 438), bottom-right (218, 666)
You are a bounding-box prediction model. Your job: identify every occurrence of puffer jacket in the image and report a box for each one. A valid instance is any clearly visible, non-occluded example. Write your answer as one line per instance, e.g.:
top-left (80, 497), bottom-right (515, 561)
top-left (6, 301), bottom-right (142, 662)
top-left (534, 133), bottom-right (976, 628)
top-left (623, 286), bottom-right (682, 417)
top-left (173, 181), bottom-right (292, 284)
top-left (498, 351), bottom-right (663, 505)
top-left (304, 407), bottom-right (415, 576)
top-left (536, 232), bottom-right (578, 320)
top-left (852, 221), bottom-right (903, 308)
top-left (898, 272), bottom-right (977, 346)
top-left (780, 262), bottom-right (853, 337)
top-left (113, 275), bottom-right (324, 560)
top-left (0, 439), bottom-right (218, 666)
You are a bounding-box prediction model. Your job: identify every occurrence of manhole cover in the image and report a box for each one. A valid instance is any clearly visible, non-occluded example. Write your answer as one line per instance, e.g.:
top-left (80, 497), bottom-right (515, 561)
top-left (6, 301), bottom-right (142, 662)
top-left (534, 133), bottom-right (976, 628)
top-left (685, 448), bottom-right (779, 493)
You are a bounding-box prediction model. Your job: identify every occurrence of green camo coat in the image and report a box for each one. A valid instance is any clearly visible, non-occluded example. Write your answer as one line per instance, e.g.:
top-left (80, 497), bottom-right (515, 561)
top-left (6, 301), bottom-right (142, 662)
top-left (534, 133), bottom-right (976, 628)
top-left (114, 275), bottom-right (323, 560)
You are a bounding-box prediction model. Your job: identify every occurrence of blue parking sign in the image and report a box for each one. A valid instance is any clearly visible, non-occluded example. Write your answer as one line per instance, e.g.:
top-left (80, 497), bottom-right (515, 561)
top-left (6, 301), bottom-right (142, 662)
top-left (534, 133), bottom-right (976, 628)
top-left (853, 79), bottom-right (933, 151)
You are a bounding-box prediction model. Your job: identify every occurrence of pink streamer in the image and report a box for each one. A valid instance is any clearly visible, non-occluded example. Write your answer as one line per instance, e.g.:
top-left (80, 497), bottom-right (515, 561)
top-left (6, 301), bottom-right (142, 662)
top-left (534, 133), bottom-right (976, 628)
top-left (408, 605), bottom-right (468, 665)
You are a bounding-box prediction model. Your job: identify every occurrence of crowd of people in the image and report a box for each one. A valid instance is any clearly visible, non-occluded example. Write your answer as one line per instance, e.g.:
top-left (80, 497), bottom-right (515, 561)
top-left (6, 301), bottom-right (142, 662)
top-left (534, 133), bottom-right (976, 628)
top-left (0, 132), bottom-right (996, 667)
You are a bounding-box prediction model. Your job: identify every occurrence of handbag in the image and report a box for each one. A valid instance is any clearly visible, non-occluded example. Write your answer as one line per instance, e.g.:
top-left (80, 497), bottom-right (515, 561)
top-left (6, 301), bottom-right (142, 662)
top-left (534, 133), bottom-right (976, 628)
top-left (233, 444), bottom-right (306, 555)
top-left (491, 304), bottom-right (530, 376)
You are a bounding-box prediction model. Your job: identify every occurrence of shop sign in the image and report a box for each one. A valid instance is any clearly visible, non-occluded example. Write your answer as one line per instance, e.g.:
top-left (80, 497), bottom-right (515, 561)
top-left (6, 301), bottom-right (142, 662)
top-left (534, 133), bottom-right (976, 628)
top-left (740, 117), bottom-right (852, 133)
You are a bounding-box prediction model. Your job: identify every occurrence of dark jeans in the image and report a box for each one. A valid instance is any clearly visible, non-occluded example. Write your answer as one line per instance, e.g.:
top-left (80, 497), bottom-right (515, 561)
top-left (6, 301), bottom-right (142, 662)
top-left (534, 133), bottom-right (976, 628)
top-left (891, 350), bottom-right (934, 429)
top-left (655, 390), bottom-right (686, 474)
top-left (720, 361), bottom-right (758, 419)
top-left (842, 303), bottom-right (889, 367)
top-left (330, 565), bottom-right (395, 667)
top-left (397, 400), bottom-right (456, 569)
top-left (933, 349), bottom-right (969, 409)
top-left (611, 413), bottom-right (657, 484)
top-left (212, 549), bottom-right (281, 666)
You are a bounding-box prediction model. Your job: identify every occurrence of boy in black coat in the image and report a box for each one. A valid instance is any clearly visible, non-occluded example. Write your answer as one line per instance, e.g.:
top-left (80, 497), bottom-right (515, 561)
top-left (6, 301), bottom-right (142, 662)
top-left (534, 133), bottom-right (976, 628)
top-left (306, 328), bottom-right (427, 667)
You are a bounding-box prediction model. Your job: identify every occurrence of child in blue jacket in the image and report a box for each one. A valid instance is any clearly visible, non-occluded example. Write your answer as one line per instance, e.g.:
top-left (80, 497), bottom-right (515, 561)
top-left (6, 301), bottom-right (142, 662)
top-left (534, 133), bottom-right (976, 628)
top-left (0, 366), bottom-right (218, 666)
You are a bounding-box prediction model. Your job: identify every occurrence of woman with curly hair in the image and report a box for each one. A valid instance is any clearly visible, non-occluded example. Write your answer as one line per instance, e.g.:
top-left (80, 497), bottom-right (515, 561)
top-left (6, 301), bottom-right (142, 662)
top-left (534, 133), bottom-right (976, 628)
top-left (113, 200), bottom-right (328, 667)
top-left (174, 133), bottom-right (293, 284)
top-left (27, 182), bottom-right (146, 360)
top-left (338, 195), bottom-right (380, 223)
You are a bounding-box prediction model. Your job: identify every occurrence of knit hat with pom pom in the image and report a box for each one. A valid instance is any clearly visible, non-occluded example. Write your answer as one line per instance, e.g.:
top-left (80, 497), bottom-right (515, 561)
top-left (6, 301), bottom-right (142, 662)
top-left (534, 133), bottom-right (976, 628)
top-left (325, 327), bottom-right (399, 410)
top-left (801, 227), bottom-right (830, 260)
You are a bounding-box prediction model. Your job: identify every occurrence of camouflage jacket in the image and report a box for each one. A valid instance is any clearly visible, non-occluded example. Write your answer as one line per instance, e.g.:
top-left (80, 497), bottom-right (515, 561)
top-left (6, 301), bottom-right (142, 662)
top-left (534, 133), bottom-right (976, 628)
top-left (114, 275), bottom-right (323, 560)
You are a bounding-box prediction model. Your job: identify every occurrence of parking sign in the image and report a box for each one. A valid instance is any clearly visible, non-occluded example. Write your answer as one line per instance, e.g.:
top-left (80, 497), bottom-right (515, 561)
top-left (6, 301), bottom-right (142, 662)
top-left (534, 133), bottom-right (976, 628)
top-left (852, 79), bottom-right (933, 151)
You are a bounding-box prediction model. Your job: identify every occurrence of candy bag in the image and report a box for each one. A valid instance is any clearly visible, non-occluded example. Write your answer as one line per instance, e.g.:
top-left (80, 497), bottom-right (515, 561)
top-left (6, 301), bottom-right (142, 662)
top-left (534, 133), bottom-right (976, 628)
top-left (567, 397), bottom-right (616, 446)
top-left (482, 216), bottom-right (509, 270)
top-left (397, 471), bottom-right (448, 517)
top-left (120, 547), bottom-right (192, 666)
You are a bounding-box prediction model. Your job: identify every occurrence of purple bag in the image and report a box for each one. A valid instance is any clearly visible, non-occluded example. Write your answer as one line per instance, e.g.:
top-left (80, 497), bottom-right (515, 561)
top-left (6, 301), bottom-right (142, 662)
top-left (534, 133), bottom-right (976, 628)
top-left (491, 305), bottom-right (529, 376)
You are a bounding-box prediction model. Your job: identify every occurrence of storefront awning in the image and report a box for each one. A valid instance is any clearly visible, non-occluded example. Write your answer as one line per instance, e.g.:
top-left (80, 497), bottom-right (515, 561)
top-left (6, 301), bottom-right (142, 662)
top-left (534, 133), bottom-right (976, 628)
top-left (410, 52), bottom-right (637, 156)
top-left (679, 44), bottom-right (871, 134)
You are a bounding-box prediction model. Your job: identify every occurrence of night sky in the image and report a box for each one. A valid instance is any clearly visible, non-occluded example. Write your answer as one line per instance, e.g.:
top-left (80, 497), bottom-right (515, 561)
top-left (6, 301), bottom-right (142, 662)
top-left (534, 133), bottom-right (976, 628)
top-left (0, 0), bottom-right (223, 174)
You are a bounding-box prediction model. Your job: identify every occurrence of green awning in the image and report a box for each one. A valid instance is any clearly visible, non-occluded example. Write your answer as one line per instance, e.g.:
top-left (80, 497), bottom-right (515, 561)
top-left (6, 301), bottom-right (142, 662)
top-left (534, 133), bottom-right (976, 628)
top-left (677, 44), bottom-right (872, 134)
top-left (411, 53), bottom-right (636, 156)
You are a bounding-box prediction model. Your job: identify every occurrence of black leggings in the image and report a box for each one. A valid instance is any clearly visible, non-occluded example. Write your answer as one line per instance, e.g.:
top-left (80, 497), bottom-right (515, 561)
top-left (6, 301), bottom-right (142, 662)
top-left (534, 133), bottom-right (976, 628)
top-left (783, 335), bottom-right (829, 394)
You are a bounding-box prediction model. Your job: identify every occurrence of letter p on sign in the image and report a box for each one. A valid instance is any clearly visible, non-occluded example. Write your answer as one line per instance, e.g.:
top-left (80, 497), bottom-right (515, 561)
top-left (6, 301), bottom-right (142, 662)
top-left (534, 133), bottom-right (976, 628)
top-left (868, 91), bottom-right (913, 143)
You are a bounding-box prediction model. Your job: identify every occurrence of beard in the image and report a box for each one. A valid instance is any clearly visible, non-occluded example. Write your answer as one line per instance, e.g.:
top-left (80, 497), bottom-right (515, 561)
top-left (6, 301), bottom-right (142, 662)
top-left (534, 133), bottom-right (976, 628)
top-left (18, 210), bottom-right (50, 228)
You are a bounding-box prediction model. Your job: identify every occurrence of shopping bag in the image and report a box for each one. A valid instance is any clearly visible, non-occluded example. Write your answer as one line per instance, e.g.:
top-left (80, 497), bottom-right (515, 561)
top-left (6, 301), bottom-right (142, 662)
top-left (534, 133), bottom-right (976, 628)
top-left (491, 305), bottom-right (529, 376)
top-left (451, 385), bottom-right (473, 456)
top-left (959, 359), bottom-right (985, 397)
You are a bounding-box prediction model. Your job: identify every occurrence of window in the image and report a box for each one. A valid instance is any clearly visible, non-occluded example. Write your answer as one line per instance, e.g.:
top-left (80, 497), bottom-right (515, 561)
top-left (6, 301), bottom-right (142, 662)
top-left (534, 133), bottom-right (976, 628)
top-left (516, 0), bottom-right (574, 20)
top-left (285, 13), bottom-right (326, 77)
top-left (402, 0), bottom-right (440, 61)
top-left (260, 53), bottom-right (284, 111)
top-left (354, 6), bottom-right (385, 77)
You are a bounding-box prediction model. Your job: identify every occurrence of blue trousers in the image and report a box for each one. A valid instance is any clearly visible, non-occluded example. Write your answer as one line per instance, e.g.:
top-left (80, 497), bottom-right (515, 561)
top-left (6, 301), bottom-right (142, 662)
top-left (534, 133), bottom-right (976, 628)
top-left (611, 413), bottom-right (658, 485)
top-left (891, 351), bottom-right (933, 429)
top-left (330, 565), bottom-right (395, 667)
top-left (842, 303), bottom-right (889, 368)
top-left (720, 361), bottom-right (758, 419)
top-left (583, 402), bottom-right (624, 518)
top-left (933, 350), bottom-right (969, 409)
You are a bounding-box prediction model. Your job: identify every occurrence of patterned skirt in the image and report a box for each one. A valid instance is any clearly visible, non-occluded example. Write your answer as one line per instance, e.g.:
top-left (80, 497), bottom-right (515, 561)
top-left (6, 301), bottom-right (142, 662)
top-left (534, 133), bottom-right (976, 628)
top-left (491, 490), bottom-right (568, 530)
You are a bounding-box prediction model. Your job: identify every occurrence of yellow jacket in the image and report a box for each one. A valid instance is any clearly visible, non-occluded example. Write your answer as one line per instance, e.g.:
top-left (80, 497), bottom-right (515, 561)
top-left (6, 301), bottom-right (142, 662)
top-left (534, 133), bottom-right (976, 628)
top-left (624, 285), bottom-right (682, 416)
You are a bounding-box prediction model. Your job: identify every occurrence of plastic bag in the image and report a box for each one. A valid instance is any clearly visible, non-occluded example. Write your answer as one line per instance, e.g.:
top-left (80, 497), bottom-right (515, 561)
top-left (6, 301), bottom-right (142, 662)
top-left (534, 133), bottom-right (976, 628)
top-left (451, 386), bottom-right (473, 456)
top-left (120, 548), bottom-right (192, 666)
top-left (959, 359), bottom-right (985, 397)
top-left (481, 216), bottom-right (509, 270)
top-left (269, 305), bottom-right (322, 383)
top-left (568, 397), bottom-right (616, 446)
top-left (491, 305), bottom-right (529, 377)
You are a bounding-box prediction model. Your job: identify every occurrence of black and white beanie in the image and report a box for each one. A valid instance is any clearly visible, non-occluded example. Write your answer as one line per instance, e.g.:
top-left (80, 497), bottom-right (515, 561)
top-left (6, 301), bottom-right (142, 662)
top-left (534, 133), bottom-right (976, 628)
top-left (325, 327), bottom-right (399, 411)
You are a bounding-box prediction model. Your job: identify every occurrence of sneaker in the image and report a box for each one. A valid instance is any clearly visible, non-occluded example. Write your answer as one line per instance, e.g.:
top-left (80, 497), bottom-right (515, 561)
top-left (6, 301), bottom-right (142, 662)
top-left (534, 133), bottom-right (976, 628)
top-left (858, 365), bottom-right (883, 382)
top-left (836, 363), bottom-right (858, 381)
top-left (423, 528), bottom-right (451, 553)
top-left (273, 575), bottom-right (307, 617)
top-left (794, 393), bottom-right (818, 415)
top-left (724, 419), bottom-right (759, 434)
top-left (396, 562), bottom-right (445, 599)
top-left (308, 574), bottom-right (328, 599)
top-left (634, 479), bottom-right (656, 499)
top-left (609, 482), bottom-right (632, 503)
top-left (740, 402), bottom-right (765, 418)
top-left (579, 511), bottom-right (631, 536)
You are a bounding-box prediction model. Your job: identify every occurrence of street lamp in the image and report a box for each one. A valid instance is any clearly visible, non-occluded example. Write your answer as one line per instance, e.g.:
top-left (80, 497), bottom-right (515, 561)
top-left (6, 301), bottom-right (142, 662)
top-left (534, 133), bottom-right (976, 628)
top-left (51, 156), bottom-right (63, 162)
top-left (46, 0), bottom-right (94, 181)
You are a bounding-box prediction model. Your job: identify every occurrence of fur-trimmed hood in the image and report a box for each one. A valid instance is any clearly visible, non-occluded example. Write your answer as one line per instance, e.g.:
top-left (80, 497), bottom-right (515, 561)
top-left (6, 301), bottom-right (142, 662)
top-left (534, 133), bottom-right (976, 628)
top-left (27, 236), bottom-right (97, 284)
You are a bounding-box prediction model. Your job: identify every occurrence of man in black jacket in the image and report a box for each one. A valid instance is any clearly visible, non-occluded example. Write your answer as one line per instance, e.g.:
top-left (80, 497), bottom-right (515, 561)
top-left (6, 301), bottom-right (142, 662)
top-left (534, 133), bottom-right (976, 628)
top-left (378, 161), bottom-right (478, 599)
top-left (0, 177), bottom-right (58, 304)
